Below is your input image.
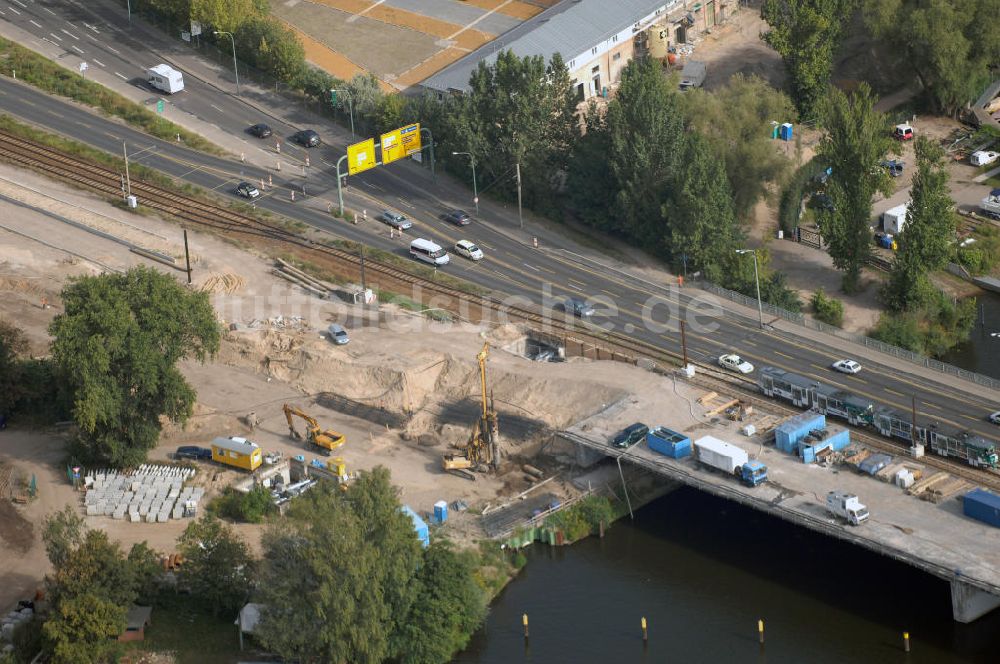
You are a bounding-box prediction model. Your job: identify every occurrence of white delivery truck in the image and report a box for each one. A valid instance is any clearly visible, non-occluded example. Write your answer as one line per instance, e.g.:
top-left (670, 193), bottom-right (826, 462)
top-left (679, 61), bottom-right (707, 90)
top-left (826, 491), bottom-right (869, 525)
top-left (147, 64), bottom-right (184, 94)
top-left (882, 202), bottom-right (910, 234)
top-left (694, 436), bottom-right (748, 475)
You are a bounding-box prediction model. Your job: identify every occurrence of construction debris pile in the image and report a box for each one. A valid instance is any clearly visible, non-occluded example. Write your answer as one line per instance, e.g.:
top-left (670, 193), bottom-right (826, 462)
top-left (83, 465), bottom-right (202, 522)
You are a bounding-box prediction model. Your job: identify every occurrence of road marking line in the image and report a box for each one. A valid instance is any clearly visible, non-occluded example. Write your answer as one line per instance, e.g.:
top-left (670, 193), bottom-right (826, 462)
top-left (347, 0), bottom-right (387, 22)
top-left (209, 103), bottom-right (224, 113)
top-left (61, 28), bottom-right (80, 40)
top-left (924, 402), bottom-right (943, 410)
top-left (114, 71), bottom-right (128, 80)
top-left (775, 350), bottom-right (795, 360)
top-left (523, 263), bottom-right (540, 272)
top-left (84, 23), bottom-right (100, 34)
top-left (396, 199), bottom-right (415, 209)
top-left (601, 289), bottom-right (616, 297)
top-left (92, 58), bottom-right (105, 67)
top-left (71, 45), bottom-right (84, 54)
top-left (106, 45), bottom-right (119, 54)
top-left (49, 32), bottom-right (63, 42)
top-left (29, 19), bottom-right (43, 28)
top-left (44, 6), bottom-right (56, 15)
top-left (7, 7), bottom-right (19, 15)
top-left (0, 9), bottom-right (6, 16)
top-left (885, 387), bottom-right (904, 397)
top-left (12, 0), bottom-right (26, 8)
top-left (104, 131), bottom-right (120, 140)
top-left (85, 33), bottom-right (97, 42)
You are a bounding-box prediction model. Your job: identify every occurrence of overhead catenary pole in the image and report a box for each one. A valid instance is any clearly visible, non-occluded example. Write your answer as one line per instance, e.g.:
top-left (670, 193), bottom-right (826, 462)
top-left (183, 229), bottom-right (192, 284)
top-left (122, 141), bottom-right (132, 199)
top-left (515, 162), bottom-right (523, 229)
top-left (214, 31), bottom-right (240, 96)
top-left (420, 127), bottom-right (435, 181)
top-left (359, 243), bottom-right (367, 293)
top-left (336, 154), bottom-right (348, 216)
top-left (452, 151), bottom-right (478, 215)
top-left (736, 249), bottom-right (764, 329)
top-left (331, 89), bottom-right (355, 136)
top-left (680, 319), bottom-right (688, 367)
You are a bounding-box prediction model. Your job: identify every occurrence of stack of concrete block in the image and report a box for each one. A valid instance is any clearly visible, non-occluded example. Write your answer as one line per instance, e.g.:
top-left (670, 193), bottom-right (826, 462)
top-left (81, 464), bottom-right (197, 524)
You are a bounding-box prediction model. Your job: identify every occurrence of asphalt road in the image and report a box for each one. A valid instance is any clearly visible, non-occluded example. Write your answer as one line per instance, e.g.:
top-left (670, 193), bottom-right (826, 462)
top-left (2, 0), bottom-right (1000, 444)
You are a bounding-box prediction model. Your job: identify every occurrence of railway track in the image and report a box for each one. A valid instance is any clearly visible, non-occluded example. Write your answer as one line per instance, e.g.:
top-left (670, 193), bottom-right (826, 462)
top-left (2, 129), bottom-right (998, 492)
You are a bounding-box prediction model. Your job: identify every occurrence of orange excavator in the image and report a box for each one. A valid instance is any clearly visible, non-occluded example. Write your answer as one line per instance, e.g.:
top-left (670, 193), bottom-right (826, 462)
top-left (282, 404), bottom-right (346, 455)
top-left (443, 342), bottom-right (499, 477)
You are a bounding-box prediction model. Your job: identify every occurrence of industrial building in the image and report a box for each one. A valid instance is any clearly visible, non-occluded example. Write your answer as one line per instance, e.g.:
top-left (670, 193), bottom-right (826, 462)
top-left (420, 0), bottom-right (731, 102)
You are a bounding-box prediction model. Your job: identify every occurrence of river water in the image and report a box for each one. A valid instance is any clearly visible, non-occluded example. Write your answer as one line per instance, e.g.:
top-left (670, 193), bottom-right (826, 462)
top-left (940, 290), bottom-right (1000, 380)
top-left (456, 487), bottom-right (1000, 663)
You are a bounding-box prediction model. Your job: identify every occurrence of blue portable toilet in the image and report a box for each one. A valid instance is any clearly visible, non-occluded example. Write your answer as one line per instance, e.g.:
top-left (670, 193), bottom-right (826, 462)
top-left (434, 500), bottom-right (448, 524)
top-left (771, 123), bottom-right (780, 139)
top-left (402, 505), bottom-right (430, 547)
top-left (780, 122), bottom-right (793, 141)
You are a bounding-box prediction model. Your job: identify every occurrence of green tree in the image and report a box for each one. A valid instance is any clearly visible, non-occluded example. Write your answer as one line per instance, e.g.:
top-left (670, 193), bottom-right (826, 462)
top-left (42, 521), bottom-right (160, 663)
top-left (761, 0), bottom-right (856, 120)
top-left (811, 287), bottom-right (845, 326)
top-left (816, 83), bottom-right (895, 292)
top-left (177, 515), bottom-right (254, 616)
top-left (255, 468), bottom-right (425, 663)
top-left (192, 0), bottom-right (265, 33)
top-left (43, 594), bottom-right (124, 664)
top-left (238, 17), bottom-right (306, 84)
top-left (375, 92), bottom-right (406, 135)
top-left (49, 266), bottom-right (220, 467)
top-left (0, 318), bottom-right (29, 416)
top-left (668, 132), bottom-right (743, 281)
top-left (606, 56), bottom-right (684, 243)
top-left (399, 541), bottom-right (487, 664)
top-left (884, 136), bottom-right (955, 310)
top-left (566, 102), bottom-right (616, 230)
top-left (681, 75), bottom-right (797, 218)
top-left (863, 0), bottom-right (999, 114)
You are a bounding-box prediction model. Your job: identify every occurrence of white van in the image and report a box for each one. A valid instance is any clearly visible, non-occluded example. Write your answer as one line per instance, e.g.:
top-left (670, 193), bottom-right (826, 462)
top-left (409, 238), bottom-right (450, 266)
top-left (147, 64), bottom-right (184, 94)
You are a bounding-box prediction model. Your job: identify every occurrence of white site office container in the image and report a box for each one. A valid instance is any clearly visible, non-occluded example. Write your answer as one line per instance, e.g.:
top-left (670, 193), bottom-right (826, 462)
top-left (882, 202), bottom-right (910, 234)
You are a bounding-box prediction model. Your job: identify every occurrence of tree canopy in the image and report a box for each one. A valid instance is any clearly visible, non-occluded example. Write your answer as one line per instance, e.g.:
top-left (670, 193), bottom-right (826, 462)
top-left (41, 507), bottom-right (160, 664)
top-left (816, 83), bottom-right (895, 292)
top-left (177, 515), bottom-right (255, 617)
top-left (863, 0), bottom-right (1000, 114)
top-left (49, 266), bottom-right (219, 467)
top-left (884, 136), bottom-right (955, 311)
top-left (761, 0), bottom-right (857, 121)
top-left (254, 467), bottom-right (486, 664)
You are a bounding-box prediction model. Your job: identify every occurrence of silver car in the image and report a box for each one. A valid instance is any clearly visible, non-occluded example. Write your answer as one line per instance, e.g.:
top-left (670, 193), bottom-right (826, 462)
top-left (379, 210), bottom-right (412, 230)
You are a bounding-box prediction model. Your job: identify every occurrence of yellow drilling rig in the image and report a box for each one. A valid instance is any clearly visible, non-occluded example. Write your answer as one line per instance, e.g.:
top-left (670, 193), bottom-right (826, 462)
top-left (443, 342), bottom-right (499, 478)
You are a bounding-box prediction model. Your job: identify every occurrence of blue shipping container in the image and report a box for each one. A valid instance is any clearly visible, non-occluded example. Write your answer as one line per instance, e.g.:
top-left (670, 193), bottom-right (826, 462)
top-left (646, 426), bottom-right (691, 459)
top-left (775, 412), bottom-right (826, 454)
top-left (800, 427), bottom-right (851, 463)
top-left (963, 489), bottom-right (1000, 528)
top-left (402, 505), bottom-right (430, 547)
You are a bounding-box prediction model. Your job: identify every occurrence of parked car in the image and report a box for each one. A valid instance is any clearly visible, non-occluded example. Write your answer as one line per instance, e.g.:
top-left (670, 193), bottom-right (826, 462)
top-left (443, 209), bottom-right (472, 226)
top-left (175, 446), bottom-right (211, 461)
top-left (454, 240), bottom-right (484, 261)
top-left (880, 159), bottom-right (904, 177)
top-left (248, 123), bottom-right (272, 138)
top-left (893, 123), bottom-right (914, 141)
top-left (292, 129), bottom-right (321, 147)
top-left (378, 210), bottom-right (412, 230)
top-left (832, 359), bottom-right (863, 374)
top-left (611, 423), bottom-right (649, 449)
top-left (327, 323), bottom-right (350, 345)
top-left (989, 411), bottom-right (1000, 425)
top-left (235, 181), bottom-right (260, 199)
top-left (718, 353), bottom-right (754, 374)
top-left (562, 297), bottom-right (595, 318)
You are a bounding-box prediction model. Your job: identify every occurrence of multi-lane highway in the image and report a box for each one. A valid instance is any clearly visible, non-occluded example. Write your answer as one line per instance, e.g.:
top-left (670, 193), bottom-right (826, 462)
top-left (2, 0), bottom-right (1000, 445)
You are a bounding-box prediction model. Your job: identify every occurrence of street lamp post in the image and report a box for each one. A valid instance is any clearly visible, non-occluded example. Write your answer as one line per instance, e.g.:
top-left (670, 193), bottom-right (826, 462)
top-left (214, 31), bottom-right (239, 96)
top-left (452, 151), bottom-right (478, 215)
top-left (330, 89), bottom-right (355, 137)
top-left (126, 0), bottom-right (132, 26)
top-left (736, 249), bottom-right (764, 330)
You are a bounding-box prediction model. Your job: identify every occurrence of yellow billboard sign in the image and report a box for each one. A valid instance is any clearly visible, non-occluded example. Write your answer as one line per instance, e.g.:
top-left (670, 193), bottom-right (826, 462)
top-left (347, 138), bottom-right (376, 175)
top-left (381, 123), bottom-right (422, 165)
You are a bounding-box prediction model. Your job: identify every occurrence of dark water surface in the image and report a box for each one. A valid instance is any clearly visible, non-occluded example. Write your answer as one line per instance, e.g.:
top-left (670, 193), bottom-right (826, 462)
top-left (455, 487), bottom-right (1000, 664)
top-left (940, 290), bottom-right (1000, 380)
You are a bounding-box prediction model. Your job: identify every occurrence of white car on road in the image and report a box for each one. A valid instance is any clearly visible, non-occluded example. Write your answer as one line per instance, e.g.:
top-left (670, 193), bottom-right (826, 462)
top-left (971, 151), bottom-right (1000, 167)
top-left (718, 354), bottom-right (754, 374)
top-left (454, 240), bottom-right (484, 261)
top-left (832, 359), bottom-right (862, 374)
top-left (989, 411), bottom-right (1000, 426)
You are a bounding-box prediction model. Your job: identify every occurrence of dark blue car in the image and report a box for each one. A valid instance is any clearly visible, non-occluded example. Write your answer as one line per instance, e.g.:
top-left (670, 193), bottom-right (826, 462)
top-left (175, 446), bottom-right (211, 461)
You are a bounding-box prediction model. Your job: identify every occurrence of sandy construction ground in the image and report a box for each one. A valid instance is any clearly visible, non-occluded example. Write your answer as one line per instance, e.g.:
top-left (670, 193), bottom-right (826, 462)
top-left (0, 159), bottom-right (664, 613)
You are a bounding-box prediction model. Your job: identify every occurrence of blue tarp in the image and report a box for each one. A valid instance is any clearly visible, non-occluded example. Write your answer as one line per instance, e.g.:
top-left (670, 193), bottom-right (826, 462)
top-left (402, 505), bottom-right (430, 548)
